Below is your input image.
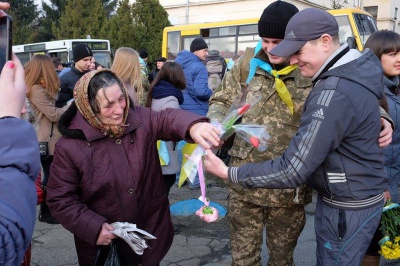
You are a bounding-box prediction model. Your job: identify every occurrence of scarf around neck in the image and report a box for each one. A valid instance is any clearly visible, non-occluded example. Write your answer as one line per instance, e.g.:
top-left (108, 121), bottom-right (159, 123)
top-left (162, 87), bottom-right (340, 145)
top-left (383, 75), bottom-right (399, 94)
top-left (74, 69), bottom-right (130, 138)
top-left (246, 40), bottom-right (297, 115)
top-left (152, 80), bottom-right (184, 104)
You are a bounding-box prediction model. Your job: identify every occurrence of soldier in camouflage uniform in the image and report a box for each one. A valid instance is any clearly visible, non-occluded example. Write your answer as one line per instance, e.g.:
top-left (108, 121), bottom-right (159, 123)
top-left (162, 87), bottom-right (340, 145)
top-left (207, 2), bottom-right (311, 265)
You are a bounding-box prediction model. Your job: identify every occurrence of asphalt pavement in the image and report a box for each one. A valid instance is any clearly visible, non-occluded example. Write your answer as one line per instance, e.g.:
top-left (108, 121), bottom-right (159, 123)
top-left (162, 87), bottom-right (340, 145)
top-left (30, 179), bottom-right (318, 266)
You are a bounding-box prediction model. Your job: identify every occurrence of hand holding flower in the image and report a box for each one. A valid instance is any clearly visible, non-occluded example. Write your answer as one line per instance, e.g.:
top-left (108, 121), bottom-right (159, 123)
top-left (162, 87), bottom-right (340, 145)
top-left (189, 122), bottom-right (221, 149)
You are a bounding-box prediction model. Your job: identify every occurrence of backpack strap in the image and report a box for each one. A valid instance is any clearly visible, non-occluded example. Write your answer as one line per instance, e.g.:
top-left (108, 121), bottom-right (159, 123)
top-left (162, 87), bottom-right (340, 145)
top-left (238, 47), bottom-right (255, 100)
top-left (219, 57), bottom-right (227, 79)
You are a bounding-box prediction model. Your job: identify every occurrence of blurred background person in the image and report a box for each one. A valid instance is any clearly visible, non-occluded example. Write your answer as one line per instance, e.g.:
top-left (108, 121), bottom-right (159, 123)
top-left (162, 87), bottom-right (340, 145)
top-left (111, 47), bottom-right (143, 105)
top-left (362, 30), bottom-right (400, 266)
top-left (146, 62), bottom-right (186, 196)
top-left (52, 57), bottom-right (64, 75)
top-left (148, 56), bottom-right (167, 83)
top-left (25, 54), bottom-right (69, 224)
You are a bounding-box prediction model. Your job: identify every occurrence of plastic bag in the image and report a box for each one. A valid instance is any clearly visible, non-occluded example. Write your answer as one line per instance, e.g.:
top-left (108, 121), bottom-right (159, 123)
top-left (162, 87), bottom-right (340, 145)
top-left (95, 241), bottom-right (121, 266)
top-left (104, 241), bottom-right (121, 266)
top-left (232, 124), bottom-right (271, 152)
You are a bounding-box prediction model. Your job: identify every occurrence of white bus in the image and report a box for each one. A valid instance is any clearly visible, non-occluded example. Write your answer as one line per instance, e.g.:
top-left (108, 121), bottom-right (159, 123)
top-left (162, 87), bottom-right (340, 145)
top-left (12, 39), bottom-right (112, 68)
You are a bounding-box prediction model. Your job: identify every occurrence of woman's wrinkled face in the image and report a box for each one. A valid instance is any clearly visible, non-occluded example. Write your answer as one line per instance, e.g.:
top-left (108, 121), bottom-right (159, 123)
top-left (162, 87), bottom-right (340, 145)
top-left (95, 83), bottom-right (126, 126)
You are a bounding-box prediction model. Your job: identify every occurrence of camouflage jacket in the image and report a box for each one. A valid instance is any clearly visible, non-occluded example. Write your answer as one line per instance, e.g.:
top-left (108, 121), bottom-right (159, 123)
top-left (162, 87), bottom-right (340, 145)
top-left (208, 47), bottom-right (313, 207)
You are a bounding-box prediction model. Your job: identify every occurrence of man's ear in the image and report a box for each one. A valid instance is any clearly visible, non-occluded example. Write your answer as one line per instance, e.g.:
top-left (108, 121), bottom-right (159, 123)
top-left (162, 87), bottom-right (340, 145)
top-left (320, 34), bottom-right (332, 52)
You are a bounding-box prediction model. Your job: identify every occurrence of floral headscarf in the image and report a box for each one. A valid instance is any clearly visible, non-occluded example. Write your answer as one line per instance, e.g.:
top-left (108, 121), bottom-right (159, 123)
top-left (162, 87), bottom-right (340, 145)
top-left (73, 69), bottom-right (130, 138)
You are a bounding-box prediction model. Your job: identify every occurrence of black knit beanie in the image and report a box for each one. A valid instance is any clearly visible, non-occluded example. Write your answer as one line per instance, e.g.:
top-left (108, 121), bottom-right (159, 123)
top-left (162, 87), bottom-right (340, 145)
top-left (258, 1), bottom-right (299, 39)
top-left (190, 38), bottom-right (208, 52)
top-left (73, 43), bottom-right (93, 63)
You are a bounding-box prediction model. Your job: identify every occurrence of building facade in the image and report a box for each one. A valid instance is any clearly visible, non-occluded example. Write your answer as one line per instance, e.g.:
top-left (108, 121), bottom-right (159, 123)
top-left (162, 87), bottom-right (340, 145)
top-left (148, 0), bottom-right (400, 33)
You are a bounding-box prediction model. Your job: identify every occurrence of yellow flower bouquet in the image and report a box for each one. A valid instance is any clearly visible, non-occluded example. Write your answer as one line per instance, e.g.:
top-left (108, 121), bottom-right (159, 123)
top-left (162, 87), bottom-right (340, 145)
top-left (379, 199), bottom-right (400, 259)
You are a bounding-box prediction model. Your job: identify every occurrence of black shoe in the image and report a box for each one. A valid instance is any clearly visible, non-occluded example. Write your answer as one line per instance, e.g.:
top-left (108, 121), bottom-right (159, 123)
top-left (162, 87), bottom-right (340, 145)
top-left (39, 212), bottom-right (59, 224)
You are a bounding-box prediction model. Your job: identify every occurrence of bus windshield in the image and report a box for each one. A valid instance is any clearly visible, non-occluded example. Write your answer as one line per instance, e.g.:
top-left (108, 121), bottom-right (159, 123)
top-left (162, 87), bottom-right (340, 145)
top-left (353, 13), bottom-right (378, 46)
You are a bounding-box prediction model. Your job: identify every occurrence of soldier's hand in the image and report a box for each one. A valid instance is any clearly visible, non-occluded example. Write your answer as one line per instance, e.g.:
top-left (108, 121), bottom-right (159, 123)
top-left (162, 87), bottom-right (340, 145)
top-left (203, 148), bottom-right (229, 179)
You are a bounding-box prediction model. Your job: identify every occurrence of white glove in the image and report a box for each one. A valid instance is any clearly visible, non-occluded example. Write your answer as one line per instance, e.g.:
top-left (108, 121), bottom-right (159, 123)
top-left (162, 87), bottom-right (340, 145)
top-left (110, 222), bottom-right (156, 255)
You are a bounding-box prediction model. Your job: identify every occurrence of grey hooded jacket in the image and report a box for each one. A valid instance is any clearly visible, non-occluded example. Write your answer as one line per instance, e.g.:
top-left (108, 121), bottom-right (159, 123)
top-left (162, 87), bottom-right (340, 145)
top-left (229, 44), bottom-right (388, 210)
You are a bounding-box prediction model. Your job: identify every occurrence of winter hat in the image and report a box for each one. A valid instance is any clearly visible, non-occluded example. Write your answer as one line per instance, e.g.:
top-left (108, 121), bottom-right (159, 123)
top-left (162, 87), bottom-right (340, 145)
top-left (73, 43), bottom-right (93, 63)
top-left (270, 8), bottom-right (338, 57)
top-left (190, 38), bottom-right (208, 52)
top-left (258, 1), bottom-right (299, 39)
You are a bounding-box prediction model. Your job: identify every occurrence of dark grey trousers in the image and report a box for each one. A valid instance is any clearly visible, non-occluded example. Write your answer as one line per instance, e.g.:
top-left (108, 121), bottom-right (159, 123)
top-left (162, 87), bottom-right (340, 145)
top-left (314, 195), bottom-right (384, 266)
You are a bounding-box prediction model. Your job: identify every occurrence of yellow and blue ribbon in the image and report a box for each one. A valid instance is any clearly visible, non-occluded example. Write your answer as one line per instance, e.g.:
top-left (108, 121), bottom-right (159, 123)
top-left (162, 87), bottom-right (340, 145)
top-left (246, 40), bottom-right (297, 115)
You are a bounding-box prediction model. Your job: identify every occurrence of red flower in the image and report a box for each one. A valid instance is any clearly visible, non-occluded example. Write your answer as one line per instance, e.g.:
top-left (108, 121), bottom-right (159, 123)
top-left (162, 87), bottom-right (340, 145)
top-left (250, 136), bottom-right (259, 148)
top-left (237, 104), bottom-right (251, 115)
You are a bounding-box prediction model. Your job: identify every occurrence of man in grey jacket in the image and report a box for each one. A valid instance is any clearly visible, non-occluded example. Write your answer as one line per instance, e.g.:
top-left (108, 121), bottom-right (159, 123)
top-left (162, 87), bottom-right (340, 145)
top-left (204, 8), bottom-right (388, 266)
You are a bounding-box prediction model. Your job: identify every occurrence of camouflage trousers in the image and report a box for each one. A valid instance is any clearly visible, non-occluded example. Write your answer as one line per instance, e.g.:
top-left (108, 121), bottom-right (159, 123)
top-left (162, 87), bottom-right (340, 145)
top-left (228, 193), bottom-right (306, 266)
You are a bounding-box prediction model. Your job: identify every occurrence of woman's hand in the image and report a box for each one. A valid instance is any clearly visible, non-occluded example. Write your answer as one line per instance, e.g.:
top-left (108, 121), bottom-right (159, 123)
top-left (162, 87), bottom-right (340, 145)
top-left (379, 118), bottom-right (392, 148)
top-left (203, 148), bottom-right (229, 179)
top-left (0, 54), bottom-right (26, 118)
top-left (189, 122), bottom-right (221, 149)
top-left (96, 223), bottom-right (117, 246)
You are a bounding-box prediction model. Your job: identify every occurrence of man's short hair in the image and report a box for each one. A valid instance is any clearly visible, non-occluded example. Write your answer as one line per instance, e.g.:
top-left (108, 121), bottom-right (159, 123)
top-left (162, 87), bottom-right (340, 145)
top-left (270, 8), bottom-right (339, 57)
top-left (139, 50), bottom-right (148, 59)
top-left (155, 56), bottom-right (167, 62)
top-left (52, 57), bottom-right (62, 68)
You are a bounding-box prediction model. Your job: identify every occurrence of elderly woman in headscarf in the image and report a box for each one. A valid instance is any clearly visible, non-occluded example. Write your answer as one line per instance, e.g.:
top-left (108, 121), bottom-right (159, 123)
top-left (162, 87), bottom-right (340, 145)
top-left (46, 69), bottom-right (220, 265)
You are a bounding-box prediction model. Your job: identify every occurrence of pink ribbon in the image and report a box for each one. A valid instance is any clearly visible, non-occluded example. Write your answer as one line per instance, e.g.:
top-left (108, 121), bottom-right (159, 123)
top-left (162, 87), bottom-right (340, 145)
top-left (198, 159), bottom-right (208, 206)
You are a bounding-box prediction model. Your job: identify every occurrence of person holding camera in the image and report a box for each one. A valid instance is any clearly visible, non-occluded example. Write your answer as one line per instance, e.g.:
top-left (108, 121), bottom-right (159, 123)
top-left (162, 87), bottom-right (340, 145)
top-left (25, 54), bottom-right (70, 224)
top-left (0, 3), bottom-right (40, 264)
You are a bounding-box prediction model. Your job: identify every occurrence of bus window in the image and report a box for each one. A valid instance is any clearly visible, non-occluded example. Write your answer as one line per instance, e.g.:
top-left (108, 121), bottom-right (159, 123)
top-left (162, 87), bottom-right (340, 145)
top-left (239, 24), bottom-right (258, 35)
top-left (207, 37), bottom-right (236, 58)
top-left (167, 31), bottom-right (181, 60)
top-left (334, 15), bottom-right (355, 47)
top-left (93, 52), bottom-right (112, 68)
top-left (238, 35), bottom-right (259, 56)
top-left (354, 14), bottom-right (377, 46)
top-left (57, 52), bottom-right (68, 64)
top-left (18, 52), bottom-right (30, 65)
top-left (201, 27), bottom-right (236, 37)
top-left (183, 37), bottom-right (196, 52)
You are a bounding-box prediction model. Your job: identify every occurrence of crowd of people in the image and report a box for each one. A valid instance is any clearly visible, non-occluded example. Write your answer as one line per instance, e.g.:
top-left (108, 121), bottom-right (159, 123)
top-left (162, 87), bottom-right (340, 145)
top-left (2, 0), bottom-right (400, 265)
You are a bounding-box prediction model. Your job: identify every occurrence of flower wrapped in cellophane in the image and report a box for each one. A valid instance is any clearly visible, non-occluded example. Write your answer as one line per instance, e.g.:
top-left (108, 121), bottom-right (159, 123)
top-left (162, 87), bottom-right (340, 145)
top-left (180, 97), bottom-right (261, 188)
top-left (231, 124), bottom-right (271, 152)
top-left (379, 199), bottom-right (400, 260)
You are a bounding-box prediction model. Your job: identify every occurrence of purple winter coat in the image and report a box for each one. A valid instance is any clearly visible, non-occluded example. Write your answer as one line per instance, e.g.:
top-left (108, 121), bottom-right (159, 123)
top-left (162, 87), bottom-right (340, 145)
top-left (47, 103), bottom-right (207, 265)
